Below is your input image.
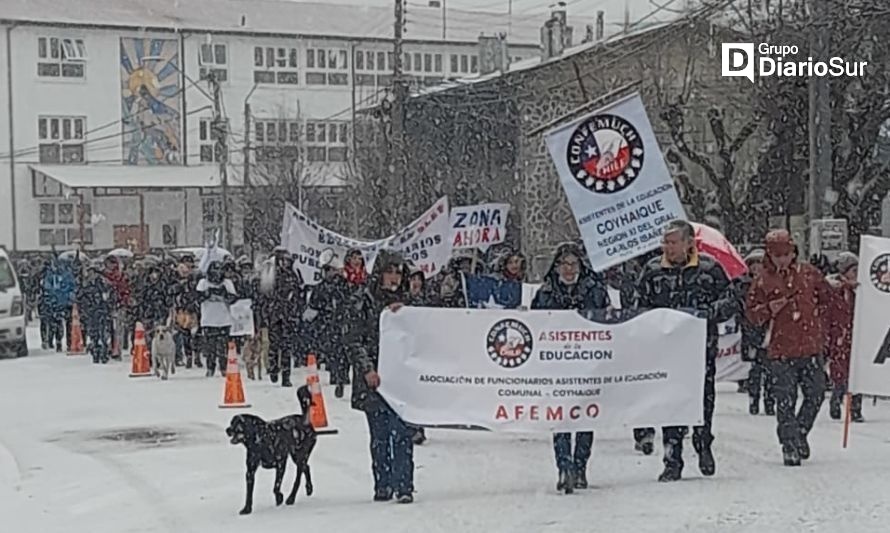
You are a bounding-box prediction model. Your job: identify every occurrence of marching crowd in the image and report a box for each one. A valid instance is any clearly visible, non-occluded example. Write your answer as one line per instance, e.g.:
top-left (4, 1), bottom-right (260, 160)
top-left (11, 219), bottom-right (867, 502)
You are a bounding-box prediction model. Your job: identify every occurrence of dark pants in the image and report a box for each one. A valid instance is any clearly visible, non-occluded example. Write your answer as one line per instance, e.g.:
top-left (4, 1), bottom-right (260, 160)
top-left (768, 356), bottom-right (827, 449)
top-left (269, 322), bottom-right (294, 380)
top-left (553, 432), bottom-right (593, 475)
top-left (366, 405), bottom-right (414, 497)
top-left (829, 383), bottom-right (862, 418)
top-left (327, 344), bottom-right (351, 386)
top-left (202, 326), bottom-right (229, 374)
top-left (748, 353), bottom-right (775, 408)
top-left (89, 317), bottom-right (110, 362)
top-left (660, 344), bottom-right (717, 470)
top-left (42, 307), bottom-right (66, 348)
top-left (174, 329), bottom-right (194, 364)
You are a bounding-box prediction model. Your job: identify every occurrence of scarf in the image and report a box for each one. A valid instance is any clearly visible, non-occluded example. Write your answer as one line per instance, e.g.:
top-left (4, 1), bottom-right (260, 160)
top-left (344, 264), bottom-right (367, 285)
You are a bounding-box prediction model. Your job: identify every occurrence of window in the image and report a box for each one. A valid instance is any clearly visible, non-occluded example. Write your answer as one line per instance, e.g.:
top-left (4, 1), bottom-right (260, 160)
top-left (305, 48), bottom-right (348, 85)
top-left (434, 54), bottom-right (442, 73)
top-left (162, 223), bottom-right (178, 246)
top-left (471, 55), bottom-right (479, 73)
top-left (253, 45), bottom-right (298, 85)
top-left (38, 202), bottom-right (92, 246)
top-left (202, 197), bottom-right (223, 242)
top-left (199, 43), bottom-right (228, 82)
top-left (460, 54), bottom-right (469, 73)
top-left (414, 53), bottom-right (422, 72)
top-left (38, 116), bottom-right (85, 164)
top-left (424, 53), bottom-right (432, 72)
top-left (304, 120), bottom-right (348, 162)
top-left (355, 50), bottom-right (364, 70)
top-left (378, 52), bottom-right (387, 71)
top-left (404, 52), bottom-right (412, 71)
top-left (37, 37), bottom-right (86, 78)
top-left (254, 119), bottom-right (301, 162)
top-left (450, 54), bottom-right (458, 73)
top-left (198, 117), bottom-right (225, 163)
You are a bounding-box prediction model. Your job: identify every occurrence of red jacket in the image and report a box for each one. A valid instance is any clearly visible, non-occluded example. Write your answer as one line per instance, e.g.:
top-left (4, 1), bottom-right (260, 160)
top-left (746, 260), bottom-right (832, 359)
top-left (104, 268), bottom-right (131, 308)
top-left (825, 276), bottom-right (855, 386)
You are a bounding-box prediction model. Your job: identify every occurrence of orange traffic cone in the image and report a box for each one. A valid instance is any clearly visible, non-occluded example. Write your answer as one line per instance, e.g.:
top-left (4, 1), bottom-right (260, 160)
top-left (129, 321), bottom-right (152, 377)
top-left (66, 305), bottom-right (85, 356)
top-left (220, 341), bottom-right (251, 409)
top-left (306, 354), bottom-right (338, 435)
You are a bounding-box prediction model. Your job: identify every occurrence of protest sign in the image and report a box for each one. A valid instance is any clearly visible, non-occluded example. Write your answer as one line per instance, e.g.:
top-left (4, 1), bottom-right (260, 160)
top-left (544, 92), bottom-right (687, 272)
top-left (378, 307), bottom-right (707, 433)
top-left (228, 299), bottom-right (255, 337)
top-left (849, 236), bottom-right (890, 396)
top-left (281, 197), bottom-right (451, 284)
top-left (715, 319), bottom-right (749, 383)
top-left (450, 203), bottom-right (510, 251)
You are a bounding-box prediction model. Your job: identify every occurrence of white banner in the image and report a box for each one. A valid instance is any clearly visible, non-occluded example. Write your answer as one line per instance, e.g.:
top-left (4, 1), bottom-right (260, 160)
top-left (715, 319), bottom-right (750, 382)
top-left (281, 197), bottom-right (451, 284)
top-left (450, 203), bottom-right (510, 251)
top-left (849, 236), bottom-right (890, 396)
top-left (544, 92), bottom-right (687, 272)
top-left (378, 307), bottom-right (707, 433)
top-left (228, 299), bottom-right (255, 337)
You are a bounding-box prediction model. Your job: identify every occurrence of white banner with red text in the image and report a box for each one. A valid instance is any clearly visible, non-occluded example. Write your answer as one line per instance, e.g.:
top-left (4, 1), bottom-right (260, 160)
top-left (281, 197), bottom-right (451, 285)
top-left (450, 203), bottom-right (510, 251)
top-left (377, 307), bottom-right (706, 433)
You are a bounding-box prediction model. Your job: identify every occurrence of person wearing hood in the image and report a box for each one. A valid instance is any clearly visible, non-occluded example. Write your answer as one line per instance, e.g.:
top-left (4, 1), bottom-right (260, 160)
top-left (266, 248), bottom-right (305, 387)
top-left (746, 229), bottom-right (833, 466)
top-left (736, 249), bottom-right (775, 416)
top-left (103, 256), bottom-right (131, 359)
top-left (137, 264), bottom-right (172, 349)
top-left (41, 256), bottom-right (76, 352)
top-left (79, 263), bottom-right (116, 364)
top-left (308, 252), bottom-right (351, 398)
top-left (636, 220), bottom-right (736, 482)
top-left (435, 256), bottom-right (468, 308)
top-left (197, 260), bottom-right (238, 376)
top-left (826, 252), bottom-right (864, 422)
top-left (344, 248), bottom-right (368, 286)
top-left (490, 248), bottom-right (526, 283)
top-left (343, 249), bottom-right (415, 504)
top-left (531, 242), bottom-right (610, 494)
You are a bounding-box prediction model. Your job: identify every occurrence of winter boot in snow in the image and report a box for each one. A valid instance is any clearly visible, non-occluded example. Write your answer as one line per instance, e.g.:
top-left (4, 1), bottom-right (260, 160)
top-left (281, 374), bottom-right (293, 387)
top-left (574, 470), bottom-right (588, 490)
top-left (797, 434), bottom-right (811, 461)
top-left (851, 395), bottom-right (865, 423)
top-left (764, 401), bottom-right (776, 416)
top-left (829, 400), bottom-right (842, 420)
top-left (396, 493), bottom-right (414, 504)
top-left (749, 397), bottom-right (760, 416)
top-left (412, 428), bottom-right (426, 445)
top-left (556, 470), bottom-right (575, 494)
top-left (783, 445), bottom-right (801, 467)
top-left (373, 489), bottom-right (393, 502)
top-left (698, 445), bottom-right (716, 477)
top-left (658, 440), bottom-right (684, 482)
top-left (270, 372), bottom-right (279, 384)
top-left (634, 432), bottom-right (655, 455)
top-left (335, 384), bottom-right (345, 399)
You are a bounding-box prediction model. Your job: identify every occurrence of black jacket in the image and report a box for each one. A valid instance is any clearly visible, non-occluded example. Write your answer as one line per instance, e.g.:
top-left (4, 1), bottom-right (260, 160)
top-left (636, 250), bottom-right (736, 337)
top-left (532, 243), bottom-right (611, 313)
top-left (268, 267), bottom-right (304, 327)
top-left (343, 250), bottom-right (408, 412)
top-left (734, 273), bottom-right (766, 360)
top-left (138, 274), bottom-right (171, 324)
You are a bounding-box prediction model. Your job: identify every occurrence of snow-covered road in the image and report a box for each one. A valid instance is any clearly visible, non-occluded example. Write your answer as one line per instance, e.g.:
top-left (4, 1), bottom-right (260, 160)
top-left (2, 327), bottom-right (889, 533)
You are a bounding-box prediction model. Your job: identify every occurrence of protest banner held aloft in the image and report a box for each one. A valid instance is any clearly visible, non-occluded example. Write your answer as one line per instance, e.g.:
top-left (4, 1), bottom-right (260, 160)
top-left (544, 92), bottom-right (687, 272)
top-left (849, 236), bottom-right (890, 397)
top-left (450, 203), bottom-right (510, 252)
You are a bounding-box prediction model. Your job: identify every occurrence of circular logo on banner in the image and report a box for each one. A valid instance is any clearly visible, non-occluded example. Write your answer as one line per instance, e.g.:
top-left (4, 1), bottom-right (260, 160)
top-left (566, 113), bottom-right (645, 194)
top-left (869, 254), bottom-right (890, 293)
top-left (486, 319), bottom-right (534, 369)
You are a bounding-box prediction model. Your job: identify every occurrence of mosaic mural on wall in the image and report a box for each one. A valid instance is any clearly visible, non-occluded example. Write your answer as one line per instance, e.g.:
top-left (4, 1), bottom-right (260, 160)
top-left (120, 37), bottom-right (181, 165)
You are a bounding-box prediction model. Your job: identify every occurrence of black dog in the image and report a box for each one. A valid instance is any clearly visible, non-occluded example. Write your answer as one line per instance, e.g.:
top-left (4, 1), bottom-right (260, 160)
top-left (226, 385), bottom-right (317, 515)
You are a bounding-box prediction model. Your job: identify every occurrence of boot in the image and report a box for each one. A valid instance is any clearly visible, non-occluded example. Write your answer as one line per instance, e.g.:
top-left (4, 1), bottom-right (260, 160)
top-left (185, 357), bottom-right (193, 369)
top-left (764, 401), bottom-right (776, 416)
top-left (783, 445), bottom-right (801, 467)
top-left (698, 445), bottom-right (716, 477)
top-left (852, 412), bottom-right (865, 423)
top-left (798, 434), bottom-right (810, 461)
top-left (851, 396), bottom-right (865, 423)
top-left (556, 470), bottom-right (574, 494)
top-left (396, 493), bottom-right (414, 504)
top-left (829, 401), bottom-right (842, 421)
top-left (634, 432), bottom-right (655, 455)
top-left (335, 384), bottom-right (345, 398)
top-left (194, 358), bottom-right (203, 368)
top-left (658, 465), bottom-right (683, 482)
top-left (749, 397), bottom-right (760, 416)
top-left (270, 372), bottom-right (279, 384)
top-left (281, 374), bottom-right (292, 387)
top-left (373, 489), bottom-right (393, 502)
top-left (412, 428), bottom-right (426, 445)
top-left (658, 440), bottom-right (684, 482)
top-left (574, 470), bottom-right (588, 489)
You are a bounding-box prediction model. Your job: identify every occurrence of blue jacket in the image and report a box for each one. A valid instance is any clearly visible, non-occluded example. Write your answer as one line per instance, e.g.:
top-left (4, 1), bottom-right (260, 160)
top-left (42, 261), bottom-right (76, 310)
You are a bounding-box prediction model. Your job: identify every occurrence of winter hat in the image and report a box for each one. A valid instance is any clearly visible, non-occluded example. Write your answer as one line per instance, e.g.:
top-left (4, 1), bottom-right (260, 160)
top-left (744, 249), bottom-right (765, 266)
top-left (836, 252), bottom-right (858, 275)
top-left (765, 229), bottom-right (794, 255)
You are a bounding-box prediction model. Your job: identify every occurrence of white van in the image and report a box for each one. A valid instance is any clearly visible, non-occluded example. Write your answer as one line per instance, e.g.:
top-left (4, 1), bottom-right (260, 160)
top-left (0, 247), bottom-right (27, 358)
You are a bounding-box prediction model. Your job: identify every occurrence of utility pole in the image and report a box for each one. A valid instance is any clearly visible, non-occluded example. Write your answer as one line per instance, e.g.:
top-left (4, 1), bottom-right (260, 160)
top-left (808, 0), bottom-right (832, 254)
top-left (242, 101), bottom-right (252, 257)
top-left (209, 72), bottom-right (231, 250)
top-left (391, 0), bottom-right (407, 232)
top-left (442, 0), bottom-right (446, 40)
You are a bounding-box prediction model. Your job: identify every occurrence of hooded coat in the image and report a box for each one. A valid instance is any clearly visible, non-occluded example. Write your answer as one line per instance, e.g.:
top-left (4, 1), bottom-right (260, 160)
top-left (746, 250), bottom-right (832, 359)
top-left (531, 243), bottom-right (610, 312)
top-left (825, 274), bottom-right (856, 385)
top-left (41, 259), bottom-right (76, 311)
top-left (343, 250), bottom-right (408, 412)
top-left (138, 266), bottom-right (171, 324)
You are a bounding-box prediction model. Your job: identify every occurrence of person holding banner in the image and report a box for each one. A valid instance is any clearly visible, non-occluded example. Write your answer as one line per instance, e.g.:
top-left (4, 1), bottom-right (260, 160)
top-left (826, 252), bottom-right (865, 423)
top-left (531, 242), bottom-right (611, 494)
top-left (343, 250), bottom-right (415, 504)
top-left (196, 261), bottom-right (238, 376)
top-left (746, 230), bottom-right (833, 467)
top-left (308, 253), bottom-right (351, 398)
top-left (636, 220), bottom-right (736, 482)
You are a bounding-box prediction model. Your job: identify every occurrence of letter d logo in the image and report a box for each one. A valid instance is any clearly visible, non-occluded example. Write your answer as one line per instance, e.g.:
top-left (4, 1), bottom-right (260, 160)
top-left (722, 43), bottom-right (755, 83)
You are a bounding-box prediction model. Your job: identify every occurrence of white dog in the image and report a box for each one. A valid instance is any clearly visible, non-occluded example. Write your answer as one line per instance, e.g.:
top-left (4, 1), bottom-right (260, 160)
top-left (151, 325), bottom-right (177, 380)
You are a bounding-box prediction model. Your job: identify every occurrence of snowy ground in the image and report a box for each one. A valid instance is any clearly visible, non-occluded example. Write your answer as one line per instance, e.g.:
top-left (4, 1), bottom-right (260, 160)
top-left (2, 326), bottom-right (890, 533)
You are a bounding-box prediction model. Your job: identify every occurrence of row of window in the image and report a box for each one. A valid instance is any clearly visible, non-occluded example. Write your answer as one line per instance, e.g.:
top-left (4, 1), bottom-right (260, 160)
top-left (37, 202), bottom-right (93, 246)
top-left (34, 35), bottom-right (490, 83)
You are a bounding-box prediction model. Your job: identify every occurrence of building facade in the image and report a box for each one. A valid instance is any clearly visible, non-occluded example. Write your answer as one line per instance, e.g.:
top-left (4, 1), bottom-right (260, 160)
top-left (0, 0), bottom-right (541, 252)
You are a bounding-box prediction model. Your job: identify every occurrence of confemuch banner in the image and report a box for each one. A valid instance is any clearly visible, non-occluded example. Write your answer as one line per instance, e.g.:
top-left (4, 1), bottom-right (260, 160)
top-left (450, 203), bottom-right (510, 251)
top-left (378, 307), bottom-right (707, 433)
top-left (544, 92), bottom-right (687, 272)
top-left (849, 236), bottom-right (890, 396)
top-left (281, 197), bottom-right (451, 284)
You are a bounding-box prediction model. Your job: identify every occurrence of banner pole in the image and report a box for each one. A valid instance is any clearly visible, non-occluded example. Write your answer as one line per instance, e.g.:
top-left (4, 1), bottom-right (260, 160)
top-left (842, 392), bottom-right (853, 449)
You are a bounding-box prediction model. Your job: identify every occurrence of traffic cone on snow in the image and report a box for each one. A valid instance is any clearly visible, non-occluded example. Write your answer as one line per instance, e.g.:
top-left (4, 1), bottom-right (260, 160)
top-left (306, 353), bottom-right (338, 435)
top-left (66, 305), bottom-right (85, 356)
top-left (129, 322), bottom-right (152, 377)
top-left (220, 341), bottom-right (251, 409)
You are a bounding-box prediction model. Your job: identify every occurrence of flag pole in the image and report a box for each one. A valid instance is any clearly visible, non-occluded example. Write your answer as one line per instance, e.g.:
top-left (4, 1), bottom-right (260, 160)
top-left (842, 392), bottom-right (852, 448)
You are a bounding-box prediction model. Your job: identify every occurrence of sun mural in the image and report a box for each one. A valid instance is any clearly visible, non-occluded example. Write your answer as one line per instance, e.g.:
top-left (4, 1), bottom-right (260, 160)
top-left (120, 38), bottom-right (182, 165)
